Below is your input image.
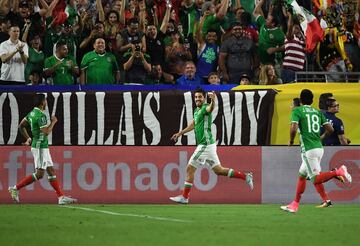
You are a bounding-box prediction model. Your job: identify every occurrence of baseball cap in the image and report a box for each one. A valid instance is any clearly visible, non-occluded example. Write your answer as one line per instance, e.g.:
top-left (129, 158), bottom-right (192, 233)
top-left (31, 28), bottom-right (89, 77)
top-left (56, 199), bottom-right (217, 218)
top-left (19, 1), bottom-right (29, 8)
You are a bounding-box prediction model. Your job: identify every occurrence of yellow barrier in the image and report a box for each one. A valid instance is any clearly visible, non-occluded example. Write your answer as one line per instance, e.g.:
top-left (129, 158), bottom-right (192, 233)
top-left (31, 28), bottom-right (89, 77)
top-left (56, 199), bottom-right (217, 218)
top-left (233, 83), bottom-right (360, 145)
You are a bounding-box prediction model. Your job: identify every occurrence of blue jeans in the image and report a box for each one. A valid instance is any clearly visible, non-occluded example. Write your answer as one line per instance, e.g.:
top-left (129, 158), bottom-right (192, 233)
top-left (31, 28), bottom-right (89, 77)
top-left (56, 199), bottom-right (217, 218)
top-left (281, 68), bottom-right (296, 84)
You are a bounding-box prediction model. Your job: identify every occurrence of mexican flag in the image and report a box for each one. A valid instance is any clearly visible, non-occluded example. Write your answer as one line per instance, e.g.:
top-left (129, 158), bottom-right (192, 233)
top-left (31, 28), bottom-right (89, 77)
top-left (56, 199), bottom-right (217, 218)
top-left (286, 0), bottom-right (324, 52)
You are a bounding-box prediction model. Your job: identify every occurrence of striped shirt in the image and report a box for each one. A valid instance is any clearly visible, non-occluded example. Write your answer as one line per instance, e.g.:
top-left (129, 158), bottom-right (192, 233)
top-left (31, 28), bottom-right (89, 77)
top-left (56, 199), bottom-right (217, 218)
top-left (283, 36), bottom-right (306, 71)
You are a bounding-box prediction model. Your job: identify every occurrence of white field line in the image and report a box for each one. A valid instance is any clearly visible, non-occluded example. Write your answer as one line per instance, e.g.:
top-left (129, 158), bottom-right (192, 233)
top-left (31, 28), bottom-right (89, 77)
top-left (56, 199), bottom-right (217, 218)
top-left (62, 205), bottom-right (191, 223)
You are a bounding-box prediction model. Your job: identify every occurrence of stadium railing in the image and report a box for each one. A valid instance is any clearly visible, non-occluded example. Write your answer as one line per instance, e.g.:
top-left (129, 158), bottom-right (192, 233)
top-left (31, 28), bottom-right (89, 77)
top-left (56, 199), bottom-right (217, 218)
top-left (295, 72), bottom-right (360, 83)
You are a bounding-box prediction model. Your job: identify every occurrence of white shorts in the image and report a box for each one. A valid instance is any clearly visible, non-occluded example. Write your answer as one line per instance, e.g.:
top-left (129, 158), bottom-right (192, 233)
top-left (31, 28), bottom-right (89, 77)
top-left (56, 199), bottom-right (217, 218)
top-left (299, 148), bottom-right (324, 180)
top-left (189, 143), bottom-right (220, 169)
top-left (31, 148), bottom-right (54, 170)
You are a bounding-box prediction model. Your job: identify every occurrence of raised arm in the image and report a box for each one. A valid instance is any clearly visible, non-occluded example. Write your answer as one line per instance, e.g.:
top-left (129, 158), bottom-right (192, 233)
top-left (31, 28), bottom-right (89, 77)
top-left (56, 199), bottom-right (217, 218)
top-left (215, 0), bottom-right (229, 20)
top-left (119, 0), bottom-right (126, 25)
top-left (206, 91), bottom-right (216, 113)
top-left (195, 11), bottom-right (208, 47)
top-left (253, 0), bottom-right (265, 19)
top-left (159, 4), bottom-right (171, 34)
top-left (96, 0), bottom-right (105, 23)
top-left (40, 116), bottom-right (58, 135)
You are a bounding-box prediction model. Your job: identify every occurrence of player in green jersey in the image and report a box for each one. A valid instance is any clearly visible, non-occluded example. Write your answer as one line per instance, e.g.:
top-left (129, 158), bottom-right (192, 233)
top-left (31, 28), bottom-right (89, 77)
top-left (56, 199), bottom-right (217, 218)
top-left (169, 88), bottom-right (254, 204)
top-left (281, 89), bottom-right (352, 213)
top-left (8, 94), bottom-right (77, 205)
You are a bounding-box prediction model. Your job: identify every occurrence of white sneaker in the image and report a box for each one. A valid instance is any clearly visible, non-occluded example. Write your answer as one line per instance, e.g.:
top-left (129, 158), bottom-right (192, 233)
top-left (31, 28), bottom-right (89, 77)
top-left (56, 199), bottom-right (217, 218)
top-left (8, 186), bottom-right (19, 203)
top-left (169, 195), bottom-right (189, 204)
top-left (339, 165), bottom-right (352, 183)
top-left (246, 172), bottom-right (254, 191)
top-left (58, 196), bottom-right (77, 205)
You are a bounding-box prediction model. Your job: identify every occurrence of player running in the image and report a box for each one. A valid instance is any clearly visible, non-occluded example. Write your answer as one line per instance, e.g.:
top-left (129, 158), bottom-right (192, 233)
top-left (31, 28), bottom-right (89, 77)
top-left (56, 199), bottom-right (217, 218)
top-left (169, 88), bottom-right (254, 204)
top-left (8, 94), bottom-right (77, 205)
top-left (281, 89), bottom-right (352, 213)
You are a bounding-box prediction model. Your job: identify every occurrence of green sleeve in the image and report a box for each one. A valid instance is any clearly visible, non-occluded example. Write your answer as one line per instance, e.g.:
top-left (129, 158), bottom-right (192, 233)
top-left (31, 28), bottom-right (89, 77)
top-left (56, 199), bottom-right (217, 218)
top-left (38, 114), bottom-right (47, 129)
top-left (256, 15), bottom-right (265, 28)
top-left (80, 53), bottom-right (89, 69)
top-left (44, 57), bottom-right (52, 69)
top-left (290, 109), bottom-right (299, 123)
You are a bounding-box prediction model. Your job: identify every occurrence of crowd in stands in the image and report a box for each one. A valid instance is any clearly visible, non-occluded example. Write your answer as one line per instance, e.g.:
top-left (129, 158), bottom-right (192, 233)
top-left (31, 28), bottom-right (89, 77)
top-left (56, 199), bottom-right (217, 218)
top-left (0, 0), bottom-right (359, 86)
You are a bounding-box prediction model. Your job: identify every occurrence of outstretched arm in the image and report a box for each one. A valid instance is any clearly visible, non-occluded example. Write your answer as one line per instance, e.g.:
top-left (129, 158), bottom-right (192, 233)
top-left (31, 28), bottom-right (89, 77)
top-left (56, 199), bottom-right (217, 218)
top-left (215, 0), bottom-right (229, 20)
top-left (171, 120), bottom-right (195, 142)
top-left (253, 0), bottom-right (265, 19)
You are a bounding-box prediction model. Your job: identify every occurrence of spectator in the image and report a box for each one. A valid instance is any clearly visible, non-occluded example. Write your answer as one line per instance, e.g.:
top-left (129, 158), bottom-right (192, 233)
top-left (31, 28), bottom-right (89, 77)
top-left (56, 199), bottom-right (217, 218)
top-left (200, 0), bottom-right (229, 36)
top-left (195, 10), bottom-right (218, 82)
top-left (123, 41), bottom-right (151, 84)
top-left (117, 18), bottom-right (146, 54)
top-left (281, 12), bottom-right (306, 84)
top-left (258, 64), bottom-right (282, 85)
top-left (176, 61), bottom-right (202, 86)
top-left (80, 38), bottom-right (120, 84)
top-left (28, 70), bottom-right (41, 85)
top-left (253, 0), bottom-right (285, 65)
top-left (43, 41), bottom-right (78, 85)
top-left (322, 98), bottom-right (350, 145)
top-left (97, 0), bottom-right (125, 51)
top-left (207, 72), bottom-right (220, 85)
top-left (179, 0), bottom-right (200, 37)
top-left (239, 73), bottom-right (251, 85)
top-left (25, 35), bottom-right (44, 84)
top-left (0, 19), bottom-right (10, 43)
top-left (165, 30), bottom-right (192, 79)
top-left (239, 11), bottom-right (258, 44)
top-left (219, 22), bottom-right (255, 83)
top-left (145, 4), bottom-right (171, 67)
top-left (0, 25), bottom-right (28, 84)
top-left (145, 64), bottom-right (174, 84)
top-left (79, 22), bottom-right (106, 58)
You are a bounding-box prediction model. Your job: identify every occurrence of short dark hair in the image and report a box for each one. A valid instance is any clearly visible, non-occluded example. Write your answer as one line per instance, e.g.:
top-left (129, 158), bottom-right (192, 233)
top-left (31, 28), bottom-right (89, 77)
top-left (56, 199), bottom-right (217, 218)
top-left (56, 41), bottom-right (67, 50)
top-left (194, 87), bottom-right (206, 97)
top-left (300, 89), bottom-right (313, 105)
top-left (127, 18), bottom-right (139, 26)
top-left (34, 94), bottom-right (46, 107)
top-left (207, 28), bottom-right (217, 34)
top-left (319, 93), bottom-right (333, 110)
top-left (293, 98), bottom-right (301, 107)
top-left (240, 11), bottom-right (252, 26)
top-left (326, 98), bottom-right (336, 109)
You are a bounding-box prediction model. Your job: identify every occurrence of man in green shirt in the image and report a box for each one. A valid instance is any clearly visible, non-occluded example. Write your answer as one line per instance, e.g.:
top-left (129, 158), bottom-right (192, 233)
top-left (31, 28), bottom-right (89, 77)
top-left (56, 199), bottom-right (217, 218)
top-left (9, 94), bottom-right (77, 205)
top-left (253, 0), bottom-right (285, 65)
top-left (80, 38), bottom-right (120, 84)
top-left (281, 89), bottom-right (352, 213)
top-left (169, 88), bottom-right (254, 204)
top-left (44, 41), bottom-right (79, 85)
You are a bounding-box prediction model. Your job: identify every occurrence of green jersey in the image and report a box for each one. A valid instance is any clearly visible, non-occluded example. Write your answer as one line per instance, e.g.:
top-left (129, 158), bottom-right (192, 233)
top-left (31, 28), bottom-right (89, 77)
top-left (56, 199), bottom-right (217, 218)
top-left (80, 51), bottom-right (119, 84)
top-left (25, 47), bottom-right (45, 83)
top-left (44, 55), bottom-right (77, 85)
top-left (291, 105), bottom-right (329, 152)
top-left (256, 15), bottom-right (285, 64)
top-left (26, 107), bottom-right (48, 149)
top-left (194, 103), bottom-right (215, 145)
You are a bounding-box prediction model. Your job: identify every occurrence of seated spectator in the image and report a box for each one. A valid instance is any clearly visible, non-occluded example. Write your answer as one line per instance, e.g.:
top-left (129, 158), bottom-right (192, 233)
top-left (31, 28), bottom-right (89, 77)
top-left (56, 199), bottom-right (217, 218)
top-left (176, 61), bottom-right (203, 86)
top-left (43, 41), bottom-right (79, 85)
top-left (25, 35), bottom-right (44, 84)
top-left (239, 74), bottom-right (251, 85)
top-left (27, 70), bottom-right (41, 85)
top-left (0, 25), bottom-right (28, 84)
top-left (123, 41), bottom-right (151, 84)
top-left (207, 72), bottom-right (220, 85)
top-left (259, 64), bottom-right (282, 85)
top-left (80, 38), bottom-right (120, 84)
top-left (145, 64), bottom-right (174, 84)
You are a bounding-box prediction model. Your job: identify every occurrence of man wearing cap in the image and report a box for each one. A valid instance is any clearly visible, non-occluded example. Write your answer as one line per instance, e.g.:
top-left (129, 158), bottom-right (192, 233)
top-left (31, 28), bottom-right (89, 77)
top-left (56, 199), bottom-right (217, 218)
top-left (219, 22), bottom-right (255, 83)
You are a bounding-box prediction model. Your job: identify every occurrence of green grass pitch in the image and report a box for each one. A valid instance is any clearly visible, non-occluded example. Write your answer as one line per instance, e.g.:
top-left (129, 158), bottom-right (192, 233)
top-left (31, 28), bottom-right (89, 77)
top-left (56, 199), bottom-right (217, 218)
top-left (0, 204), bottom-right (359, 246)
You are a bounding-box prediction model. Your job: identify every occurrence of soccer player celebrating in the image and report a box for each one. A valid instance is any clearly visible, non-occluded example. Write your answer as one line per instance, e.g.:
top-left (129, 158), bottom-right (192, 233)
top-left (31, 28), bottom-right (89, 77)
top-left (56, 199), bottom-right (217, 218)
top-left (8, 94), bottom-right (77, 205)
top-left (169, 88), bottom-right (254, 204)
top-left (281, 89), bottom-right (352, 213)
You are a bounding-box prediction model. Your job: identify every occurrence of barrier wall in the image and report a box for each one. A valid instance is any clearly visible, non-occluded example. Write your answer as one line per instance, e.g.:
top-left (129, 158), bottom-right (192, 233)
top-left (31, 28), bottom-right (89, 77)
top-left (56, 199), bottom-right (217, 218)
top-left (233, 83), bottom-right (360, 145)
top-left (0, 146), bottom-right (358, 204)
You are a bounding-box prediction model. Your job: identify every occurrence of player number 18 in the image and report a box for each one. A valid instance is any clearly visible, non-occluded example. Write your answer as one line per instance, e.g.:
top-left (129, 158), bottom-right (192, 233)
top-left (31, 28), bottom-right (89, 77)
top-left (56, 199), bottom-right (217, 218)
top-left (306, 114), bottom-right (320, 133)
